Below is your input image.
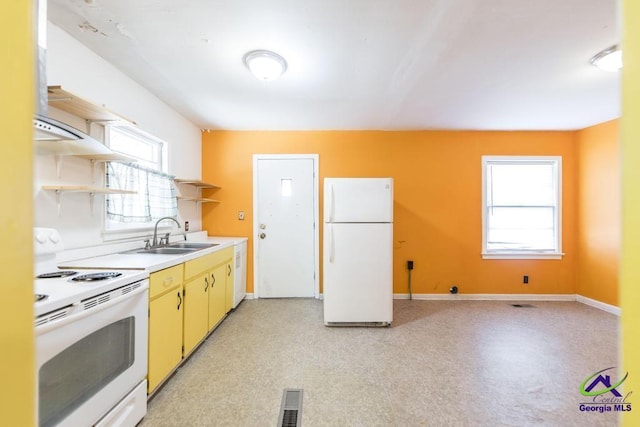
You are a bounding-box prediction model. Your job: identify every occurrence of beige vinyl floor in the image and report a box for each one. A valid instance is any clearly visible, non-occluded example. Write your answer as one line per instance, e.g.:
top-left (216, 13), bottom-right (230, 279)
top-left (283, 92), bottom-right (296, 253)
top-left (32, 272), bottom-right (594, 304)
top-left (140, 299), bottom-right (620, 427)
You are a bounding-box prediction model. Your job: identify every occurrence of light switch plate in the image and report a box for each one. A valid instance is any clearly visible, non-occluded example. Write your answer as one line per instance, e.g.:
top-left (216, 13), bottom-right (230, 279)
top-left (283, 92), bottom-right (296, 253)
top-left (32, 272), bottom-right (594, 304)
top-left (238, 211), bottom-right (245, 220)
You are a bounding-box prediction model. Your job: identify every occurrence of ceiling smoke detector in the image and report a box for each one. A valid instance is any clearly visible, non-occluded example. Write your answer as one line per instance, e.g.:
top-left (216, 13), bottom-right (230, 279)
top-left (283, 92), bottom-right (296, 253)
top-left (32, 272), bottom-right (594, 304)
top-left (243, 50), bottom-right (287, 81)
top-left (590, 45), bottom-right (622, 72)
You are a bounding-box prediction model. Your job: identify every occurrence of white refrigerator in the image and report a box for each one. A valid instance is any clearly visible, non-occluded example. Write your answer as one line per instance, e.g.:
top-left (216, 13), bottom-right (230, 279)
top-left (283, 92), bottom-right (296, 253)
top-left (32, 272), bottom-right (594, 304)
top-left (323, 177), bottom-right (393, 326)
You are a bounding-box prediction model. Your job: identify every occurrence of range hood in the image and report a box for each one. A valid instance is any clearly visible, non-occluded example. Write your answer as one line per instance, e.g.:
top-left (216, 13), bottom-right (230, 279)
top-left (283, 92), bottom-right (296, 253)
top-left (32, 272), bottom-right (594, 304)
top-left (33, 0), bottom-right (110, 155)
top-left (34, 114), bottom-right (86, 141)
top-left (33, 113), bottom-right (112, 155)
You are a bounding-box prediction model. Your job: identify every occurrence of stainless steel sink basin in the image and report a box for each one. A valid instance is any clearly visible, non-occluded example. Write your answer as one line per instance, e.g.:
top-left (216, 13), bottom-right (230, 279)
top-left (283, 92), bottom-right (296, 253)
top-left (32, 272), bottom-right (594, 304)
top-left (119, 242), bottom-right (219, 255)
top-left (123, 247), bottom-right (196, 255)
top-left (167, 242), bottom-right (219, 249)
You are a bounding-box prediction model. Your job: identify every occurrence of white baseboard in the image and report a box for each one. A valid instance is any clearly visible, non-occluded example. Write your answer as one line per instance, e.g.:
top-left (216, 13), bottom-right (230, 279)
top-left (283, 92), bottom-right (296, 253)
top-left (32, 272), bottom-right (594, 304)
top-left (576, 295), bottom-right (621, 316)
top-left (393, 293), bottom-right (575, 301)
top-left (244, 293), bottom-right (254, 300)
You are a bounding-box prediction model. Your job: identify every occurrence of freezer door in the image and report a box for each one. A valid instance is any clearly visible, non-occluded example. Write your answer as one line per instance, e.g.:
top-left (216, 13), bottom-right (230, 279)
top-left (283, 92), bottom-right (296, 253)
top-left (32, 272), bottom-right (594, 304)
top-left (324, 178), bottom-right (393, 223)
top-left (323, 223), bottom-right (393, 324)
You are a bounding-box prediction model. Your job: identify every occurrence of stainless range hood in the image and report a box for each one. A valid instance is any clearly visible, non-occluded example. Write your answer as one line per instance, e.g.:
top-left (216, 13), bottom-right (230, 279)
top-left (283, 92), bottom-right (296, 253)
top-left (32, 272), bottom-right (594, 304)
top-left (34, 114), bottom-right (86, 141)
top-left (34, 0), bottom-right (110, 155)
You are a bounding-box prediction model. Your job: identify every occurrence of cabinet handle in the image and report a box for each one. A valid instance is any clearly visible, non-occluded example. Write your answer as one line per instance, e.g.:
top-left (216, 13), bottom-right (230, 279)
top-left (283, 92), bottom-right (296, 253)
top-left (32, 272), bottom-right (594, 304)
top-left (227, 264), bottom-right (231, 276)
top-left (177, 291), bottom-right (182, 310)
top-left (211, 273), bottom-right (216, 286)
top-left (204, 276), bottom-right (209, 291)
top-left (163, 276), bottom-right (173, 287)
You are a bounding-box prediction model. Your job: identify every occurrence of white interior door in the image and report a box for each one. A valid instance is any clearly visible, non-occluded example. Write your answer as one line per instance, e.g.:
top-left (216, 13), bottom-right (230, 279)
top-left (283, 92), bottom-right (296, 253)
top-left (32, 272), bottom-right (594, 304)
top-left (254, 155), bottom-right (318, 298)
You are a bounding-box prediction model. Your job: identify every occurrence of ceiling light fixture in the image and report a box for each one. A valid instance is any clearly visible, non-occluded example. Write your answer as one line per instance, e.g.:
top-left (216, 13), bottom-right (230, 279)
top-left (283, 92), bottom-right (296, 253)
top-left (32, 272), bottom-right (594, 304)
top-left (590, 45), bottom-right (622, 72)
top-left (243, 50), bottom-right (287, 81)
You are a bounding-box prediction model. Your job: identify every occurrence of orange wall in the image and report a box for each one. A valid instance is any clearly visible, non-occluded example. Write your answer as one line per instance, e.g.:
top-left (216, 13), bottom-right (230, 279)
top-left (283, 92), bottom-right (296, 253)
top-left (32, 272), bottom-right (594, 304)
top-left (576, 120), bottom-right (620, 306)
top-left (202, 130), bottom-right (577, 296)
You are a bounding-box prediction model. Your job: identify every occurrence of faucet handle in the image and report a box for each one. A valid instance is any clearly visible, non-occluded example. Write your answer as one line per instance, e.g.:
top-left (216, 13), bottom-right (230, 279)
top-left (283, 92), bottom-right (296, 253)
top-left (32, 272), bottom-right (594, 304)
top-left (144, 239), bottom-right (151, 249)
top-left (160, 233), bottom-right (171, 246)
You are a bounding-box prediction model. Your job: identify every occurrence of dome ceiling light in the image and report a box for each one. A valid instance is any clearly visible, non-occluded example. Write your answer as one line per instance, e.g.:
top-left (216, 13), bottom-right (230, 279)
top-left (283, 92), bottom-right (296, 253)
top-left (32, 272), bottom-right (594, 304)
top-left (590, 45), bottom-right (622, 72)
top-left (243, 50), bottom-right (287, 81)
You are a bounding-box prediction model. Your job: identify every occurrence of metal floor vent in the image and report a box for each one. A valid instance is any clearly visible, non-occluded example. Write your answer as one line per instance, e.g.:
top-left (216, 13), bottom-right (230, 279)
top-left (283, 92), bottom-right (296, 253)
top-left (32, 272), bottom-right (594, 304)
top-left (278, 388), bottom-right (303, 427)
top-left (511, 303), bottom-right (535, 308)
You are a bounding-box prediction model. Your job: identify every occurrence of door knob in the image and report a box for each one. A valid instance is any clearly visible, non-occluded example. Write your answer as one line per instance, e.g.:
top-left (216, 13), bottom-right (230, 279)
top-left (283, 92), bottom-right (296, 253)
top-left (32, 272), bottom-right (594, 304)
top-left (259, 233), bottom-right (266, 239)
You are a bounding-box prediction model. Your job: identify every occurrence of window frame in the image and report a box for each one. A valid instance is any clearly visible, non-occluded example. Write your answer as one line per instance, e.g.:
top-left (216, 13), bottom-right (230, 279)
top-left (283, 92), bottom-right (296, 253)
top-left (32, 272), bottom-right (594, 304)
top-left (481, 155), bottom-right (563, 260)
top-left (103, 124), bottom-right (174, 238)
top-left (106, 124), bottom-right (167, 172)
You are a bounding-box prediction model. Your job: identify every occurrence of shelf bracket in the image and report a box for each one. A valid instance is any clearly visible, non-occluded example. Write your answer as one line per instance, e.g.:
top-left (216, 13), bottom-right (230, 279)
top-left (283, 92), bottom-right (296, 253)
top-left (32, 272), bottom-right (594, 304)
top-left (54, 154), bottom-right (63, 179)
top-left (89, 192), bottom-right (96, 215)
top-left (53, 190), bottom-right (62, 216)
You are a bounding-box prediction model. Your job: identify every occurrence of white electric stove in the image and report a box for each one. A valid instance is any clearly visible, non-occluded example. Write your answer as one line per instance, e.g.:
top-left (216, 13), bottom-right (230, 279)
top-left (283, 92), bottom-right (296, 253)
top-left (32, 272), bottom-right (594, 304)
top-left (33, 228), bottom-right (149, 427)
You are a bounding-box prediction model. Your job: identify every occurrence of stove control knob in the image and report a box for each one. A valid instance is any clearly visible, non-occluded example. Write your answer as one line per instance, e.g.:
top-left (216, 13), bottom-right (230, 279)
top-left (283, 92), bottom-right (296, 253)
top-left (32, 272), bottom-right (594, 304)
top-left (49, 232), bottom-right (61, 244)
top-left (36, 232), bottom-right (47, 244)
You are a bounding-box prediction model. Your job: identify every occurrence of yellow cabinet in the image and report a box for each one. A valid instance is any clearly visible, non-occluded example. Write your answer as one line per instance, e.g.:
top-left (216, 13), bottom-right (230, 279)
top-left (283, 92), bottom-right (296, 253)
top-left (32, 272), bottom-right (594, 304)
top-left (208, 264), bottom-right (227, 329)
top-left (183, 272), bottom-right (209, 356)
top-left (184, 246), bottom-right (234, 334)
top-left (147, 264), bottom-right (184, 394)
top-left (147, 247), bottom-right (234, 394)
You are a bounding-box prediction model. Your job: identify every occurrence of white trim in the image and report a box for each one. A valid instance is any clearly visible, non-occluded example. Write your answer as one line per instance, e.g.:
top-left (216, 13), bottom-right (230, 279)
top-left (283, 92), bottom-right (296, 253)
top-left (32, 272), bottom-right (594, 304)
top-left (393, 293), bottom-right (575, 301)
top-left (576, 295), bottom-right (621, 316)
top-left (481, 156), bottom-right (562, 259)
top-left (252, 154), bottom-right (320, 299)
top-left (319, 293), bottom-right (618, 315)
top-left (481, 253), bottom-right (563, 260)
top-left (244, 293), bottom-right (255, 300)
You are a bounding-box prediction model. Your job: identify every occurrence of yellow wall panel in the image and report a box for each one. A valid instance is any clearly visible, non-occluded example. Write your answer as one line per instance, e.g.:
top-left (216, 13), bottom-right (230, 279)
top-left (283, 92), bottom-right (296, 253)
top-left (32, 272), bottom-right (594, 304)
top-left (621, 0), bottom-right (640, 425)
top-left (0, 1), bottom-right (35, 425)
top-left (576, 120), bottom-right (620, 306)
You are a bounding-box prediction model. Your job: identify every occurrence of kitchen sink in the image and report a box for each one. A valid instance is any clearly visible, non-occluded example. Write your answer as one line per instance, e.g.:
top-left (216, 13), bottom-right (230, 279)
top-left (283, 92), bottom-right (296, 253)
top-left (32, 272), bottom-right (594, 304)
top-left (122, 247), bottom-right (196, 255)
top-left (119, 242), bottom-right (219, 255)
top-left (167, 242), bottom-right (219, 249)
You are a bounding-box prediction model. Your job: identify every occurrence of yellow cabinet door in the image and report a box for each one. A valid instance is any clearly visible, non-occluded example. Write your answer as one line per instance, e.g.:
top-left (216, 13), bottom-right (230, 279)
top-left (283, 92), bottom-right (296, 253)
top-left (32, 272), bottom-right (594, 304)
top-left (183, 273), bottom-right (210, 356)
top-left (208, 264), bottom-right (226, 330)
top-left (148, 285), bottom-right (184, 394)
top-left (225, 260), bottom-right (235, 313)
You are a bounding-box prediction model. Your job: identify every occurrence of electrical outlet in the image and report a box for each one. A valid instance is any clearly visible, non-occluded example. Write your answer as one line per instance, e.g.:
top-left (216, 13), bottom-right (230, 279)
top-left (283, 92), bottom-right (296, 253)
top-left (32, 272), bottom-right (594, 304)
top-left (184, 221), bottom-right (189, 231)
top-left (238, 211), bottom-right (245, 220)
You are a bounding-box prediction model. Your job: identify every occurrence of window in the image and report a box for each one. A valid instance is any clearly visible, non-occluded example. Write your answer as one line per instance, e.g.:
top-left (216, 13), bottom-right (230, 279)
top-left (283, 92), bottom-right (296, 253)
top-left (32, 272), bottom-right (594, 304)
top-left (104, 125), bottom-right (176, 232)
top-left (482, 156), bottom-right (562, 259)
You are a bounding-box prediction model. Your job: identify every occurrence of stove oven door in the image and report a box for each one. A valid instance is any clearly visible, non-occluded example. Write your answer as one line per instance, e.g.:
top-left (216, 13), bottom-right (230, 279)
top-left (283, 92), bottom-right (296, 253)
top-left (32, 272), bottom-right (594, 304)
top-left (35, 280), bottom-right (149, 427)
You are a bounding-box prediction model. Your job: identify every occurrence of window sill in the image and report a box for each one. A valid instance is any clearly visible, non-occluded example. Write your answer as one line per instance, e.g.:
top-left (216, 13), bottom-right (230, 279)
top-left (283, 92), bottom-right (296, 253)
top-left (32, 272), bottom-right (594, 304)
top-left (482, 252), bottom-right (564, 260)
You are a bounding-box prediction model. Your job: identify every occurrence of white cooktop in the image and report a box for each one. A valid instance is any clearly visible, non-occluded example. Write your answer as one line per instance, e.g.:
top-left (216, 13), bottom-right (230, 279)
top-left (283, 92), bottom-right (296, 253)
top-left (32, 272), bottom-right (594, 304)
top-left (34, 269), bottom-right (148, 317)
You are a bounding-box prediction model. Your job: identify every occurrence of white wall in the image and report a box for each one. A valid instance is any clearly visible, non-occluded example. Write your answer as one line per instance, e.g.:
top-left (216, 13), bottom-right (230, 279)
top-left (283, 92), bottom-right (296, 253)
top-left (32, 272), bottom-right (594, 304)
top-left (34, 22), bottom-right (203, 249)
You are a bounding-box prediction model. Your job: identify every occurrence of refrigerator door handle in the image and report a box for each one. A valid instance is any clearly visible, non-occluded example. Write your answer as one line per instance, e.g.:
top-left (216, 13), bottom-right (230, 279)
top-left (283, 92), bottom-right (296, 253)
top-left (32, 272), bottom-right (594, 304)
top-left (329, 223), bottom-right (335, 263)
top-left (329, 183), bottom-right (335, 222)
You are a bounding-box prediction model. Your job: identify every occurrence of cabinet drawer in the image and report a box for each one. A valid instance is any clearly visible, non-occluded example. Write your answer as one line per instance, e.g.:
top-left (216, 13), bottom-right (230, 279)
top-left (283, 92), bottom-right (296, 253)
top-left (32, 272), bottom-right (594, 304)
top-left (184, 247), bottom-right (233, 280)
top-left (149, 264), bottom-right (184, 299)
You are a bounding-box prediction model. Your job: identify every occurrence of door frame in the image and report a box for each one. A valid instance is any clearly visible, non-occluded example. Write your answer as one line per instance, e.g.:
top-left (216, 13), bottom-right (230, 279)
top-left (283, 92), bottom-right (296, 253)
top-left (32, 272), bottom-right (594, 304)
top-left (252, 154), bottom-right (320, 299)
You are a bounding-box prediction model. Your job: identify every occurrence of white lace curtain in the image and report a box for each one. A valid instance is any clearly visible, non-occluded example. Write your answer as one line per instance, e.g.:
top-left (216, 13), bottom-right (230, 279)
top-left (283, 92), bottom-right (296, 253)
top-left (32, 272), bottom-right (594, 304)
top-left (106, 162), bottom-right (177, 223)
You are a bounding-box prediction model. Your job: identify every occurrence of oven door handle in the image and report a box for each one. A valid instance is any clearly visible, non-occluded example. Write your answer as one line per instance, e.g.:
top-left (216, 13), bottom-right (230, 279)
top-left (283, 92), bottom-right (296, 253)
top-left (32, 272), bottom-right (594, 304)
top-left (35, 283), bottom-right (149, 336)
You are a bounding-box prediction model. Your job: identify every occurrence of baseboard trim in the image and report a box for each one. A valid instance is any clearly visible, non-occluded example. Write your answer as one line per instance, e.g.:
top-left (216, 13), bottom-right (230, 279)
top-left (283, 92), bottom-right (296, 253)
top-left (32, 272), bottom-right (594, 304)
top-left (244, 293), bottom-right (254, 300)
top-left (576, 295), bottom-right (621, 316)
top-left (393, 293), bottom-right (575, 302)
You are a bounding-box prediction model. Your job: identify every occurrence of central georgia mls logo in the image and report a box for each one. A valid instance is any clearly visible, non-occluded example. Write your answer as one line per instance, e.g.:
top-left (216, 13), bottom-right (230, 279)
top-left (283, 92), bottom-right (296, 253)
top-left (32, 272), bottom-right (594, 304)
top-left (579, 367), bottom-right (633, 413)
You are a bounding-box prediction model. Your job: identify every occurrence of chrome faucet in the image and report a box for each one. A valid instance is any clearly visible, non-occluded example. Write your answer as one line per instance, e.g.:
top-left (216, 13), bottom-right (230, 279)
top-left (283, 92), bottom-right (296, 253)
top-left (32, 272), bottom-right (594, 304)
top-left (152, 217), bottom-right (182, 247)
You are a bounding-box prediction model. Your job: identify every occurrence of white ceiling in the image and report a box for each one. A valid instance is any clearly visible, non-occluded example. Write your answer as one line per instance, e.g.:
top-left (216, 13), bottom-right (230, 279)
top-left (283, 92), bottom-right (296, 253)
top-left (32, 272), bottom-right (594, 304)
top-left (48, 0), bottom-right (620, 131)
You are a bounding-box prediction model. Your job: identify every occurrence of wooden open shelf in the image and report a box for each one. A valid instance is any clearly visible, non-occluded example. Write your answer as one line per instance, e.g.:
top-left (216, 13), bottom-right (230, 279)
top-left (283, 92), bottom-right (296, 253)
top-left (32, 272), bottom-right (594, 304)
top-left (47, 86), bottom-right (136, 125)
top-left (174, 179), bottom-right (221, 190)
top-left (177, 196), bottom-right (220, 204)
top-left (42, 185), bottom-right (137, 195)
top-left (42, 185), bottom-right (137, 215)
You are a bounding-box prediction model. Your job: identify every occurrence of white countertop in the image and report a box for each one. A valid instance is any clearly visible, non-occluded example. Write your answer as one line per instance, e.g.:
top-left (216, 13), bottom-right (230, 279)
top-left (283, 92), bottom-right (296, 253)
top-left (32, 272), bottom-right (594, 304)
top-left (58, 235), bottom-right (247, 273)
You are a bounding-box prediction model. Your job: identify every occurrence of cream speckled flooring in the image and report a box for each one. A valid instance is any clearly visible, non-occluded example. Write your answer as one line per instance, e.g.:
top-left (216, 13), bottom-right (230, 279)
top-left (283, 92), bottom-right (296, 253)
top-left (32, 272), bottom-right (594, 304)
top-left (140, 299), bottom-right (619, 426)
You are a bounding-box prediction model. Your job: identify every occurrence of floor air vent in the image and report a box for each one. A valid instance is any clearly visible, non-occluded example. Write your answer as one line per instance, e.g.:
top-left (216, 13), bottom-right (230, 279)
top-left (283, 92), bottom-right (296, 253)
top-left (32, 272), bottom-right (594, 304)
top-left (511, 303), bottom-right (535, 308)
top-left (278, 388), bottom-right (303, 427)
